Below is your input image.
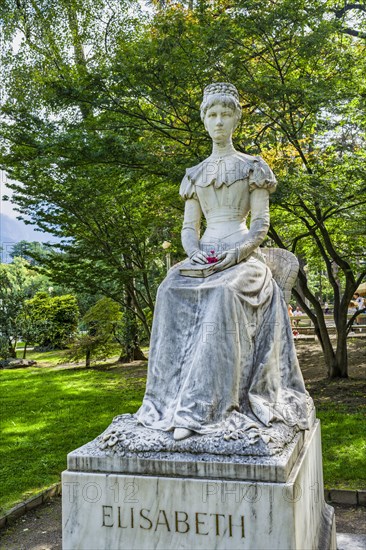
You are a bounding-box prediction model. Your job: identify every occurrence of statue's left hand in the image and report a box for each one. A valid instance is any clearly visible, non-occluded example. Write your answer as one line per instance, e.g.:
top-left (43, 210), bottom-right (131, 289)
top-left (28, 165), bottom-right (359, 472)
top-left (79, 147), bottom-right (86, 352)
top-left (212, 249), bottom-right (237, 272)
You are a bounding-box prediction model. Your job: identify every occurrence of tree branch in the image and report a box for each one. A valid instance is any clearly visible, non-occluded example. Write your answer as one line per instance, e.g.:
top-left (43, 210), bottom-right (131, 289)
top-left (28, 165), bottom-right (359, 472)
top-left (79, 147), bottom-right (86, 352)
top-left (334, 4), bottom-right (366, 18)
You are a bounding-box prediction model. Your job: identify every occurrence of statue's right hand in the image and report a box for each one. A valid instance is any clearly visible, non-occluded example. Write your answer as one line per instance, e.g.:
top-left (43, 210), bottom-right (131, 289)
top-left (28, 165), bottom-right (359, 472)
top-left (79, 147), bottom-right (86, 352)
top-left (190, 250), bottom-right (209, 264)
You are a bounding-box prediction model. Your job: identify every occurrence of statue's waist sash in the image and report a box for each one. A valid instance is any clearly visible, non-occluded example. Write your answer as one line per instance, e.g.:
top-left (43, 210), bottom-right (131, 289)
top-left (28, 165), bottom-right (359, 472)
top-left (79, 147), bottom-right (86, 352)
top-left (205, 207), bottom-right (245, 224)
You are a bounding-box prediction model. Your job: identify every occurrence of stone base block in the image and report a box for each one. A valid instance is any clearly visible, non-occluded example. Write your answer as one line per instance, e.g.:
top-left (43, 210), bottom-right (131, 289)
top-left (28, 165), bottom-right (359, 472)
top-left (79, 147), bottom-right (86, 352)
top-left (62, 421), bottom-right (336, 549)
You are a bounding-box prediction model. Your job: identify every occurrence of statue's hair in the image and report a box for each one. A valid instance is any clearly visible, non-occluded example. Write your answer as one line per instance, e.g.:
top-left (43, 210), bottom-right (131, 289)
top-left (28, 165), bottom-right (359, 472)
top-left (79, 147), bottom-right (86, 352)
top-left (200, 83), bottom-right (242, 127)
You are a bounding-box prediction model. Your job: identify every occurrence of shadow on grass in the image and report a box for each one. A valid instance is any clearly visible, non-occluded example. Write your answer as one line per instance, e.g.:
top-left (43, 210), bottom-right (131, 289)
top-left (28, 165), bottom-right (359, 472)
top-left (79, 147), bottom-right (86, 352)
top-left (0, 365), bottom-right (146, 513)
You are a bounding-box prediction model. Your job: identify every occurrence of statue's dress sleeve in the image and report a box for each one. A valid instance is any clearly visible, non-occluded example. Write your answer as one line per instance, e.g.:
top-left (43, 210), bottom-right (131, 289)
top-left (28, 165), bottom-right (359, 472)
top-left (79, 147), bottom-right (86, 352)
top-left (179, 167), bottom-right (203, 259)
top-left (179, 169), bottom-right (198, 200)
top-left (248, 157), bottom-right (277, 193)
top-left (237, 157), bottom-right (277, 262)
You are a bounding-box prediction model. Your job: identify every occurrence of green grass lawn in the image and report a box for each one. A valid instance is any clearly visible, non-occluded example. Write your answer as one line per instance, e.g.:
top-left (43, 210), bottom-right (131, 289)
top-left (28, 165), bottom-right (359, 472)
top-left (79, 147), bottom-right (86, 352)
top-left (24, 348), bottom-right (70, 366)
top-left (317, 405), bottom-right (365, 491)
top-left (0, 360), bottom-right (146, 514)
top-left (0, 352), bottom-right (365, 514)
top-left (19, 347), bottom-right (122, 367)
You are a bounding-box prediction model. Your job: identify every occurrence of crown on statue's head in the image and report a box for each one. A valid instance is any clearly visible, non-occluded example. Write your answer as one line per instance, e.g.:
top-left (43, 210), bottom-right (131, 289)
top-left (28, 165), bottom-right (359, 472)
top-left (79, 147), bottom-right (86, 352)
top-left (203, 82), bottom-right (239, 101)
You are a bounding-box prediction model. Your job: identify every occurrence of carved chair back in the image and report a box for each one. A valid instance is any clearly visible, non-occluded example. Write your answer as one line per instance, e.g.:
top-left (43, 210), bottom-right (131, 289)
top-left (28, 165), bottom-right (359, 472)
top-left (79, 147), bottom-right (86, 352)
top-left (261, 248), bottom-right (299, 305)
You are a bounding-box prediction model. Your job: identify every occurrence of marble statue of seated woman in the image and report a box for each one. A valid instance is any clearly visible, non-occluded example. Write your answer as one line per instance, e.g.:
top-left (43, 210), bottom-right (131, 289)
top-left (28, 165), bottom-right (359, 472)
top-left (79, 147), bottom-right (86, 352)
top-left (135, 82), bottom-right (309, 442)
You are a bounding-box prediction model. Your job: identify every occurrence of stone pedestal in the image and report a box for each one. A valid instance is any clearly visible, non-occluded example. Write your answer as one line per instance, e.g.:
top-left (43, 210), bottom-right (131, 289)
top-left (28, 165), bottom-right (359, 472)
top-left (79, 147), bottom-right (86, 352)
top-left (62, 420), bottom-right (336, 549)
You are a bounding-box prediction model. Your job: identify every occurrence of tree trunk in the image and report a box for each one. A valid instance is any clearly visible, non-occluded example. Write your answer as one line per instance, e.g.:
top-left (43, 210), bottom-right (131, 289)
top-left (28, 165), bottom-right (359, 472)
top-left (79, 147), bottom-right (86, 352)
top-left (313, 311), bottom-right (349, 378)
top-left (8, 340), bottom-right (16, 358)
top-left (85, 348), bottom-right (91, 368)
top-left (23, 342), bottom-right (27, 359)
top-left (332, 330), bottom-right (348, 378)
top-left (317, 302), bottom-right (349, 378)
top-left (133, 346), bottom-right (146, 361)
top-left (118, 347), bottom-right (133, 363)
top-left (331, 302), bottom-right (349, 378)
top-left (293, 267), bottom-right (349, 379)
top-left (118, 282), bottom-right (147, 363)
top-left (117, 344), bottom-right (146, 363)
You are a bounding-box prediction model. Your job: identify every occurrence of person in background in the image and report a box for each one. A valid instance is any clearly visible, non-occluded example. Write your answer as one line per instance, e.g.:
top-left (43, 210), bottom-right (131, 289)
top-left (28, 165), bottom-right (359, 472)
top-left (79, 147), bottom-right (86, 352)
top-left (288, 304), bottom-right (294, 323)
top-left (354, 293), bottom-right (364, 311)
top-left (288, 304), bottom-right (299, 337)
top-left (353, 293), bottom-right (365, 328)
top-left (293, 306), bottom-right (303, 328)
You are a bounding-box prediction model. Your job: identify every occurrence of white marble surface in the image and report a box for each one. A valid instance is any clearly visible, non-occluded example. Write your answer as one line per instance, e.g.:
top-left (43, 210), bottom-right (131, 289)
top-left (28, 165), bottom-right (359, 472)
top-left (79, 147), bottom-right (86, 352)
top-left (62, 422), bottom-right (335, 549)
top-left (135, 83), bottom-right (310, 443)
top-left (67, 424), bottom-right (306, 482)
top-left (337, 533), bottom-right (366, 550)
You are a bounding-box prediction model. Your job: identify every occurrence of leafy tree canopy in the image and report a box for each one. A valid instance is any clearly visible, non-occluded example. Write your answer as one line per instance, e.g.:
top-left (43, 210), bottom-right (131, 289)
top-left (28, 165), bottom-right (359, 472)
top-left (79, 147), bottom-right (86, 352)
top-left (0, 0), bottom-right (365, 376)
top-left (0, 257), bottom-right (50, 358)
top-left (25, 292), bottom-right (79, 349)
top-left (69, 296), bottom-right (123, 367)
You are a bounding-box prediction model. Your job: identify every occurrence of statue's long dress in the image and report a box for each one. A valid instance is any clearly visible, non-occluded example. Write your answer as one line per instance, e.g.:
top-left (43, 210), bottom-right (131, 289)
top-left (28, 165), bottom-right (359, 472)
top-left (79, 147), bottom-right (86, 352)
top-left (136, 153), bottom-right (309, 434)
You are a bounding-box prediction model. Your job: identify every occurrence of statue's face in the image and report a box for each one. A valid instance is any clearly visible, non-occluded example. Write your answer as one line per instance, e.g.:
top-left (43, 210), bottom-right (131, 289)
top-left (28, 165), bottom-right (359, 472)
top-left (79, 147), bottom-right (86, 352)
top-left (204, 103), bottom-right (236, 143)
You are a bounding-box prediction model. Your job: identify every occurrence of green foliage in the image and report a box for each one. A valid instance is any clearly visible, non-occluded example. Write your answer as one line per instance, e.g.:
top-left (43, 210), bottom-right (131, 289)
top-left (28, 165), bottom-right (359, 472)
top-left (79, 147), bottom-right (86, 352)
top-left (0, 258), bottom-right (49, 358)
top-left (10, 240), bottom-right (49, 265)
top-left (0, 0), bottom-right (178, 345)
top-left (305, 269), bottom-right (334, 303)
top-left (69, 297), bottom-right (123, 366)
top-left (0, 0), bottom-right (365, 375)
top-left (25, 292), bottom-right (79, 349)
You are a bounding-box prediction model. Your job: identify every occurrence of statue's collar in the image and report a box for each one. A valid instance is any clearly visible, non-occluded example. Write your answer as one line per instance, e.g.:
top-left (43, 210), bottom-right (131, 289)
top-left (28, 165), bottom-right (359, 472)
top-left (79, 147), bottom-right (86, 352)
top-left (185, 152), bottom-right (260, 189)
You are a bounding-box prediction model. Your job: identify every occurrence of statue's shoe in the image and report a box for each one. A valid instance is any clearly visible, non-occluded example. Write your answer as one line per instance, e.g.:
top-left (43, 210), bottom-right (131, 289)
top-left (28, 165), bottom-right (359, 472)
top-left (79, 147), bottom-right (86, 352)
top-left (173, 428), bottom-right (194, 441)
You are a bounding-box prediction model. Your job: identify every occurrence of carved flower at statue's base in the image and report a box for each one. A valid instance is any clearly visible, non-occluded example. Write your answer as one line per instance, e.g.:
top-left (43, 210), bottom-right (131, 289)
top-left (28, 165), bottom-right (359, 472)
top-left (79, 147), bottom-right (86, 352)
top-left (95, 413), bottom-right (304, 459)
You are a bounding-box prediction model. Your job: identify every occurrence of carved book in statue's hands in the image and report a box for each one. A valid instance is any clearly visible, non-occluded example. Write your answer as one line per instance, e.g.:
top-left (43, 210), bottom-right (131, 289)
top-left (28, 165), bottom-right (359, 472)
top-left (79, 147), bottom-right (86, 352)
top-left (179, 263), bottom-right (219, 278)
